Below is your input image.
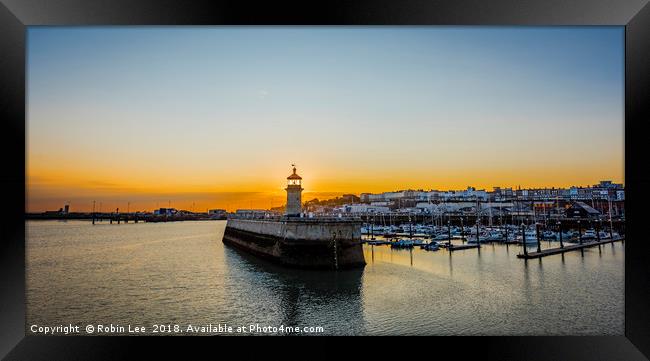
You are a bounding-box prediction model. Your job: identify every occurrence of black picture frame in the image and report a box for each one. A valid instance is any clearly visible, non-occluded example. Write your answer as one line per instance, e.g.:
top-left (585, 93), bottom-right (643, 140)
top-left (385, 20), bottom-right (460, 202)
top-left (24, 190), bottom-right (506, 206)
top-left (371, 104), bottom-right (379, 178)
top-left (1, 0), bottom-right (649, 359)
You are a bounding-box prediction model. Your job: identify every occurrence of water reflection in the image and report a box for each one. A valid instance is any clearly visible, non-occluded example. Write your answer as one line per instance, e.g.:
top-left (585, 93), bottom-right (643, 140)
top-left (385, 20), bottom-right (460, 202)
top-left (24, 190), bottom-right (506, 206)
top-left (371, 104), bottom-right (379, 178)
top-left (520, 258), bottom-right (534, 315)
top-left (26, 220), bottom-right (624, 336)
top-left (223, 244), bottom-right (366, 335)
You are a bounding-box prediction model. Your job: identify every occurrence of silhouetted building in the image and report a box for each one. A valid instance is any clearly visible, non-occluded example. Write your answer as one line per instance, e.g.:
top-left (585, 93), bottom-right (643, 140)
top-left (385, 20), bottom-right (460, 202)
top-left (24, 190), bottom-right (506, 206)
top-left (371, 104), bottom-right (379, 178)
top-left (566, 201), bottom-right (601, 218)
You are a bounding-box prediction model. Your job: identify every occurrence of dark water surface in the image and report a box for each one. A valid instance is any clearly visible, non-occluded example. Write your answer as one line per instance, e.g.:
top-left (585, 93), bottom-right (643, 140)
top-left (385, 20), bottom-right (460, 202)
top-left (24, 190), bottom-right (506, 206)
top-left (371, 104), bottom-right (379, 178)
top-left (26, 220), bottom-right (623, 335)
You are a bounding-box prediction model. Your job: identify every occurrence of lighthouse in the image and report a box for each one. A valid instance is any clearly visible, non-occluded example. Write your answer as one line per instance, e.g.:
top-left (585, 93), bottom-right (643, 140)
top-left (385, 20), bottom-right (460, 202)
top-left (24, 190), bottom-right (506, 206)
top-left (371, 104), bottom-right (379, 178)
top-left (285, 165), bottom-right (303, 216)
top-left (223, 164), bottom-right (365, 269)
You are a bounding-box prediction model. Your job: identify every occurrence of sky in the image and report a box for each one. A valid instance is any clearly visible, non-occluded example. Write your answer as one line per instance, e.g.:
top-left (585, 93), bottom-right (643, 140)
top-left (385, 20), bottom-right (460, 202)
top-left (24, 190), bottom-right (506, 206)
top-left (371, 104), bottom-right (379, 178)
top-left (27, 26), bottom-right (624, 212)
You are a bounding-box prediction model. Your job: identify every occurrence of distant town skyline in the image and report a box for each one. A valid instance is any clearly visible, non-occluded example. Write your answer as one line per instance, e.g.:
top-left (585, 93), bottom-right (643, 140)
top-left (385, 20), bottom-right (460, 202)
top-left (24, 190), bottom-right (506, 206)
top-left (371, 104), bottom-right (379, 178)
top-left (27, 27), bottom-right (624, 212)
top-left (28, 179), bottom-right (623, 213)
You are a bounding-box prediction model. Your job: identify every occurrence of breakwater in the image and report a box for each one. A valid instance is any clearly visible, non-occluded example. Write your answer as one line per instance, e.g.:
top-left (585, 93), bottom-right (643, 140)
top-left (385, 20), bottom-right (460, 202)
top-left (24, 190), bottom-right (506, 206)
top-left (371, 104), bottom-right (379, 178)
top-left (223, 218), bottom-right (366, 269)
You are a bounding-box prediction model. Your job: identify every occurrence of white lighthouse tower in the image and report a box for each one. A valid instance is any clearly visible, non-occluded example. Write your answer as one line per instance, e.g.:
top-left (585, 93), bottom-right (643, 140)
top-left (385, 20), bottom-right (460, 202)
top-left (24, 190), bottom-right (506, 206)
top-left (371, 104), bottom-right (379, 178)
top-left (285, 165), bottom-right (303, 217)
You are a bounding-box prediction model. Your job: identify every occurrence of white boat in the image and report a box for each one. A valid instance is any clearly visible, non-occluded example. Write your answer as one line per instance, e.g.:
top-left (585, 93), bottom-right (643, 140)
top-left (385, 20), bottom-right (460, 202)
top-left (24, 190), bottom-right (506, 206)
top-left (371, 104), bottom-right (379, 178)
top-left (516, 230), bottom-right (539, 244)
top-left (598, 231), bottom-right (612, 239)
top-left (484, 231), bottom-right (504, 241)
top-left (541, 230), bottom-right (556, 240)
top-left (421, 242), bottom-right (440, 251)
top-left (582, 229), bottom-right (597, 240)
top-left (391, 238), bottom-right (416, 248)
top-left (554, 231), bottom-right (574, 241)
top-left (431, 233), bottom-right (450, 241)
top-left (362, 225), bottom-right (386, 235)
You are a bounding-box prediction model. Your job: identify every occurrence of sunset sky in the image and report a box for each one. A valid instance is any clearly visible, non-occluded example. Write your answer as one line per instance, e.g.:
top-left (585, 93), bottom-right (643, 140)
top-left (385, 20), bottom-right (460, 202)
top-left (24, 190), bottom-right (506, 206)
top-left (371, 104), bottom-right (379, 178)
top-left (27, 27), bottom-right (624, 212)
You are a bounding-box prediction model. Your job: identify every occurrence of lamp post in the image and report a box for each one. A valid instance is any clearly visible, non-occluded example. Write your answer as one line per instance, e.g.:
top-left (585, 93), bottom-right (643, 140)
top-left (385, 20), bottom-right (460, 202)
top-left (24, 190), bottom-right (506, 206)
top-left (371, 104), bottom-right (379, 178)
top-left (535, 222), bottom-right (542, 253)
top-left (460, 217), bottom-right (465, 244)
top-left (476, 220), bottom-right (481, 247)
top-left (558, 221), bottom-right (564, 248)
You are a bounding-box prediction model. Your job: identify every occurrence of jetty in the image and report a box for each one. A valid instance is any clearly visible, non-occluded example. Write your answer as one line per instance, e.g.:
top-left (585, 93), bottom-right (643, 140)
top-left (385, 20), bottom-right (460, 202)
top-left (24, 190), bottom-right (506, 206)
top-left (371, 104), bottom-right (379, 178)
top-left (517, 236), bottom-right (624, 259)
top-left (448, 243), bottom-right (480, 251)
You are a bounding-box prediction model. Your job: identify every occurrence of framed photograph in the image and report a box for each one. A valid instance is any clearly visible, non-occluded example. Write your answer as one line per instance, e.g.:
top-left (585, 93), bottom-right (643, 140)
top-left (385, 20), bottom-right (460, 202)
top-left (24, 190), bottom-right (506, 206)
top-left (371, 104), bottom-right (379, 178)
top-left (1, 0), bottom-right (649, 359)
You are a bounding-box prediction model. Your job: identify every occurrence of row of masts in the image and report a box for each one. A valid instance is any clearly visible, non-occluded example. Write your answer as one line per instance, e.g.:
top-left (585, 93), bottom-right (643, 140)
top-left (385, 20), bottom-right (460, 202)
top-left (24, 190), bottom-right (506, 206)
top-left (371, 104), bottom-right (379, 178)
top-left (366, 195), bottom-right (616, 231)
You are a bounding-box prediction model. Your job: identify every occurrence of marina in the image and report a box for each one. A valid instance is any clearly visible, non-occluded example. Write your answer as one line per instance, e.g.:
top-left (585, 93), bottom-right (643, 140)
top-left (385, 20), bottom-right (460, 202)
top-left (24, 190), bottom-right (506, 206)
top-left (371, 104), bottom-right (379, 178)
top-left (360, 221), bottom-right (623, 255)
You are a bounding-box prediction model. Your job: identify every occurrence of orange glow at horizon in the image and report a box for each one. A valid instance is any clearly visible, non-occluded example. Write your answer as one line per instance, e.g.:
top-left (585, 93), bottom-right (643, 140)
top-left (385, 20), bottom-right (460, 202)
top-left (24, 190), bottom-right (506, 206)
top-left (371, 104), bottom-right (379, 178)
top-left (27, 160), bottom-right (624, 213)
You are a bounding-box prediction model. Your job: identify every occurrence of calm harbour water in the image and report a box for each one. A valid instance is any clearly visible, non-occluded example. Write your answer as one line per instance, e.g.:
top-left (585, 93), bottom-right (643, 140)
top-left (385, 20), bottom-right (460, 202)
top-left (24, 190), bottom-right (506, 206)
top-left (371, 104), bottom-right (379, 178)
top-left (26, 220), bottom-right (624, 335)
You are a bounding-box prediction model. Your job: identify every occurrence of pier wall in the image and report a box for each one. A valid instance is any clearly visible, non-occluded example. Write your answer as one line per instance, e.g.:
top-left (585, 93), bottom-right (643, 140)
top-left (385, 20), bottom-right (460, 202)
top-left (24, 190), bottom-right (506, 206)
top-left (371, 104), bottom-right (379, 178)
top-left (223, 218), bottom-right (365, 269)
top-left (226, 218), bottom-right (361, 241)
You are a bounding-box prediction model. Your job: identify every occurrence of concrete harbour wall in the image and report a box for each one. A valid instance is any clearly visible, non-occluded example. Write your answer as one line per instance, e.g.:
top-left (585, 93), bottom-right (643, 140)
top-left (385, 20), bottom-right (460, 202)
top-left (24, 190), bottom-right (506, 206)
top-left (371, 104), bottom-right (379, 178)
top-left (223, 218), bottom-right (365, 269)
top-left (226, 218), bottom-right (361, 242)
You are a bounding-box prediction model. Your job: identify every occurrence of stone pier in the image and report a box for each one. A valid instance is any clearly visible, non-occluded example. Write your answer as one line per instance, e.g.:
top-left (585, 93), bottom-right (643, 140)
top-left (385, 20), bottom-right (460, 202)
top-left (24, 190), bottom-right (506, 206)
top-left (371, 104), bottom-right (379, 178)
top-left (222, 217), bottom-right (366, 269)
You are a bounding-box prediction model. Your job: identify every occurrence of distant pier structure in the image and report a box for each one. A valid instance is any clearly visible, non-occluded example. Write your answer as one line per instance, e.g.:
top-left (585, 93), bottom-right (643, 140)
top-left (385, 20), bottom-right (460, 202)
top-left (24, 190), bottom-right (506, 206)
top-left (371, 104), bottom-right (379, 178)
top-left (222, 166), bottom-right (366, 269)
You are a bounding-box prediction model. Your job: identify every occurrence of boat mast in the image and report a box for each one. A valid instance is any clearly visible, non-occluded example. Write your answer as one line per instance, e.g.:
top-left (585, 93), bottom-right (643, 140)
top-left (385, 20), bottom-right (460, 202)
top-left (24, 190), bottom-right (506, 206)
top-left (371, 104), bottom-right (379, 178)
top-left (430, 193), bottom-right (434, 226)
top-left (489, 199), bottom-right (493, 227)
top-left (608, 194), bottom-right (614, 236)
top-left (498, 200), bottom-right (503, 227)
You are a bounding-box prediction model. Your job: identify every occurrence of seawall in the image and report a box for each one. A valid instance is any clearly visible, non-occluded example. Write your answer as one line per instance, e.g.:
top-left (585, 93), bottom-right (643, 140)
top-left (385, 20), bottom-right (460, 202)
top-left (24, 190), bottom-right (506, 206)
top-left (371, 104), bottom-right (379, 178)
top-left (222, 218), bottom-right (366, 269)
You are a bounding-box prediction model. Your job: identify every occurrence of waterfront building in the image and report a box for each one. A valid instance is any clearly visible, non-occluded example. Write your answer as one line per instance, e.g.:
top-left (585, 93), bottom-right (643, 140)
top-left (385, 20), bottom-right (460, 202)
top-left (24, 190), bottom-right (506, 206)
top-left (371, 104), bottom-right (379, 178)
top-left (354, 180), bottom-right (623, 217)
top-left (335, 204), bottom-right (390, 214)
top-left (491, 187), bottom-right (515, 201)
top-left (415, 190), bottom-right (439, 201)
top-left (153, 207), bottom-right (177, 216)
top-left (595, 180), bottom-right (623, 189)
top-left (340, 194), bottom-right (360, 203)
top-left (415, 202), bottom-right (439, 213)
top-left (208, 209), bottom-right (227, 219)
top-left (566, 201), bottom-right (601, 218)
top-left (439, 187), bottom-right (488, 201)
top-left (384, 190), bottom-right (417, 201)
top-left (616, 190), bottom-right (625, 201)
